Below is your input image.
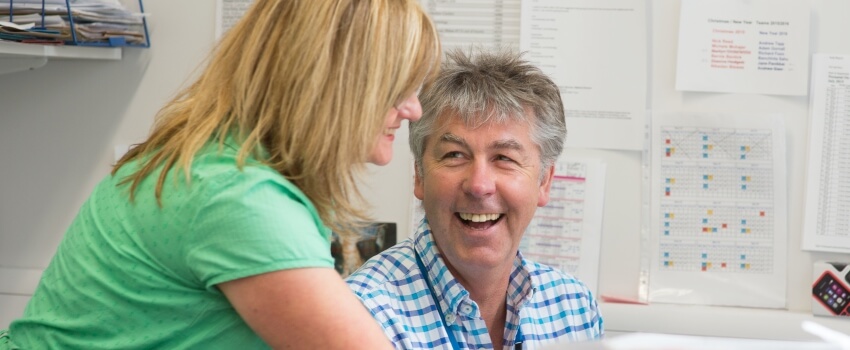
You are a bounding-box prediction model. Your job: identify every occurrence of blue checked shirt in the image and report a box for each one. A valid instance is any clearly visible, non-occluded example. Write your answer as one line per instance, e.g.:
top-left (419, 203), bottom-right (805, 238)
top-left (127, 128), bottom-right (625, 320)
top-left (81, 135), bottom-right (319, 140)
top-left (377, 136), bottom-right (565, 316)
top-left (346, 219), bottom-right (603, 350)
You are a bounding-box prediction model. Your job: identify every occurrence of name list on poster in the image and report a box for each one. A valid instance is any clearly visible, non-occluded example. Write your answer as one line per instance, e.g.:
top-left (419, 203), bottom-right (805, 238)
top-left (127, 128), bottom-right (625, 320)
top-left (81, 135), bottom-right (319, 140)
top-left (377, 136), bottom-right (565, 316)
top-left (676, 0), bottom-right (809, 95)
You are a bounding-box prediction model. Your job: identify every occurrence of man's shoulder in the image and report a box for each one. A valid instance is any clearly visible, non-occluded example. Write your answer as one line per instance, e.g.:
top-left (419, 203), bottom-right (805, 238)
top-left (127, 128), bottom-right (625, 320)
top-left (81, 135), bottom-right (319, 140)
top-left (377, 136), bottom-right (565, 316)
top-left (521, 259), bottom-right (604, 341)
top-left (345, 240), bottom-right (419, 297)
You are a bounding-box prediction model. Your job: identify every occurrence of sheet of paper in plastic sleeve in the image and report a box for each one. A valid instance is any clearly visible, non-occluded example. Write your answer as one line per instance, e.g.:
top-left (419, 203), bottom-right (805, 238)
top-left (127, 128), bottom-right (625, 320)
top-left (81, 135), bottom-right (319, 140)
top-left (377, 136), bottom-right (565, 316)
top-left (649, 112), bottom-right (787, 308)
top-left (419, 0), bottom-right (520, 52)
top-left (519, 0), bottom-right (648, 151)
top-left (802, 54), bottom-right (850, 253)
top-left (518, 157), bottom-right (606, 294)
top-left (675, 0), bottom-right (810, 96)
top-left (216, 0), bottom-right (254, 39)
top-left (220, 0), bottom-right (521, 47)
top-left (409, 157), bottom-right (606, 294)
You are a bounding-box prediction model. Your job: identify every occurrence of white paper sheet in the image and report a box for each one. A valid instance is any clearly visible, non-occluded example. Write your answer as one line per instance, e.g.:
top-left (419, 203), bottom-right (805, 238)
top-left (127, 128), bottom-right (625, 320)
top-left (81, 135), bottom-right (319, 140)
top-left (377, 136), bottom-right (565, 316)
top-left (216, 0), bottom-right (520, 50)
top-left (802, 54), bottom-right (850, 253)
top-left (419, 0), bottom-right (520, 52)
top-left (215, 0), bottom-right (253, 40)
top-left (649, 113), bottom-right (787, 308)
top-left (519, 0), bottom-right (648, 151)
top-left (675, 0), bottom-right (810, 96)
top-left (409, 157), bottom-right (606, 293)
top-left (518, 157), bottom-right (606, 294)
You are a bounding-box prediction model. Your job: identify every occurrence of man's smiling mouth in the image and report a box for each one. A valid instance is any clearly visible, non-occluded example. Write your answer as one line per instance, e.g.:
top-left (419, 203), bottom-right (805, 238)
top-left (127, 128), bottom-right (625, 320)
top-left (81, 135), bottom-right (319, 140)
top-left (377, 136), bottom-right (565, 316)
top-left (457, 213), bottom-right (503, 229)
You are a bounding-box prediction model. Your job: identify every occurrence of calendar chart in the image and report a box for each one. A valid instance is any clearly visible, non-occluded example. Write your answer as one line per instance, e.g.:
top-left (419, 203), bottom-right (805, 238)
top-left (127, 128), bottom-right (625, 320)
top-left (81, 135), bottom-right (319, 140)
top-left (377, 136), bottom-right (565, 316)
top-left (659, 242), bottom-right (773, 273)
top-left (660, 202), bottom-right (774, 241)
top-left (650, 114), bottom-right (787, 308)
top-left (662, 163), bottom-right (774, 201)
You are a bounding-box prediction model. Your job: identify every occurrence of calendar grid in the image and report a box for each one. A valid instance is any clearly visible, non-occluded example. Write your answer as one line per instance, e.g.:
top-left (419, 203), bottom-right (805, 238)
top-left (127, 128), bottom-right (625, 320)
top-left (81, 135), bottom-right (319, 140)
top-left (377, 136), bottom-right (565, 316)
top-left (658, 127), bottom-right (776, 274)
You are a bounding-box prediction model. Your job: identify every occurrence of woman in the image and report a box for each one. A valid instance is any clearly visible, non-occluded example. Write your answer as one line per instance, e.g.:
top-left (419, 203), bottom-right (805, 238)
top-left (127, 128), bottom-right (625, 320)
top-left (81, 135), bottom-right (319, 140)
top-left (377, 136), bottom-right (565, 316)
top-left (0, 0), bottom-right (440, 348)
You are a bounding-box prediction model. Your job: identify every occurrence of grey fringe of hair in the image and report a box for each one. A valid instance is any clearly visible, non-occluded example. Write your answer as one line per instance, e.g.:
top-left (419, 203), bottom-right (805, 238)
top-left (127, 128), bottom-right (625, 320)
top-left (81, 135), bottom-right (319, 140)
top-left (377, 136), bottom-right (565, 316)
top-left (409, 48), bottom-right (567, 180)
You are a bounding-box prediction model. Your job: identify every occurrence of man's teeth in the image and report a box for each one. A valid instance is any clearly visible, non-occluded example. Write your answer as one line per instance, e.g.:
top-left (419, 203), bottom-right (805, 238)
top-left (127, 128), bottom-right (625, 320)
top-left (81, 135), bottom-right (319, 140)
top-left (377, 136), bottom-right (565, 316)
top-left (458, 213), bottom-right (500, 222)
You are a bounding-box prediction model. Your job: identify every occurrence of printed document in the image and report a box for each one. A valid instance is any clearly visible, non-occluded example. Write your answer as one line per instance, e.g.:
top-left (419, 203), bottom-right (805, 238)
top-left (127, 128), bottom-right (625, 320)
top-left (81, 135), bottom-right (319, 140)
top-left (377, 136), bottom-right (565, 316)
top-left (420, 0), bottom-right (520, 52)
top-left (675, 0), bottom-right (810, 95)
top-left (519, 0), bottom-right (648, 151)
top-left (802, 55), bottom-right (850, 253)
top-left (518, 157), bottom-right (606, 294)
top-left (216, 0), bottom-right (253, 39)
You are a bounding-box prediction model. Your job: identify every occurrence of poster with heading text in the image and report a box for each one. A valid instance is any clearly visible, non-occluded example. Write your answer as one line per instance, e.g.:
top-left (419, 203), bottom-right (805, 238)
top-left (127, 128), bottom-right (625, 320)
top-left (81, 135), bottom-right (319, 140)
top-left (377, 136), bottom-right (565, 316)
top-left (675, 0), bottom-right (810, 96)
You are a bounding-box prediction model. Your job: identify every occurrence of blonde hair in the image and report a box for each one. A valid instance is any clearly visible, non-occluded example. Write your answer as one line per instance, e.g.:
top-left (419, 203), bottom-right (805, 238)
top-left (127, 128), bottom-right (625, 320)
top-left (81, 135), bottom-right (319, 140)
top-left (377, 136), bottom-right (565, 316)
top-left (114, 0), bottom-right (441, 238)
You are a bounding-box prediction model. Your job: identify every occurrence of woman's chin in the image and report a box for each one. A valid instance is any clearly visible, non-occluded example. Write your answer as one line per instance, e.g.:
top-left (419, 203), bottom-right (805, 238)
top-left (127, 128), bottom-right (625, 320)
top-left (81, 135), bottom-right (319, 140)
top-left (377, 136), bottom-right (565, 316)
top-left (367, 150), bottom-right (393, 166)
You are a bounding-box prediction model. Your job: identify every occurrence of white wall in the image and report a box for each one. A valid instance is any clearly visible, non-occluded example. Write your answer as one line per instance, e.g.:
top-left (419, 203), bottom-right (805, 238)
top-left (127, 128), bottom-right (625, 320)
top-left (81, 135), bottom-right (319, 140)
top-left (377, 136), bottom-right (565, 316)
top-left (600, 0), bottom-right (850, 339)
top-left (3, 0), bottom-right (850, 341)
top-left (596, 0), bottom-right (850, 340)
top-left (0, 0), bottom-right (216, 327)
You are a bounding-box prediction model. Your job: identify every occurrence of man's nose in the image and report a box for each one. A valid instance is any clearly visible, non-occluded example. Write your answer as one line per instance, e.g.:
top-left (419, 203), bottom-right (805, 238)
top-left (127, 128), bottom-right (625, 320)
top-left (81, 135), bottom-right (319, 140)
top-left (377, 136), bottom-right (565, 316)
top-left (462, 160), bottom-right (496, 198)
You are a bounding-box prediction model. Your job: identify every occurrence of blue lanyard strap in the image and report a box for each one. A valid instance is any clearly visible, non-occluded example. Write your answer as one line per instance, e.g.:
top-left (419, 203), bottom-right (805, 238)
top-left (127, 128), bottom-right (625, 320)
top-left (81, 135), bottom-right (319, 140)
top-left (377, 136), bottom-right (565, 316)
top-left (415, 250), bottom-right (525, 349)
top-left (415, 251), bottom-right (461, 349)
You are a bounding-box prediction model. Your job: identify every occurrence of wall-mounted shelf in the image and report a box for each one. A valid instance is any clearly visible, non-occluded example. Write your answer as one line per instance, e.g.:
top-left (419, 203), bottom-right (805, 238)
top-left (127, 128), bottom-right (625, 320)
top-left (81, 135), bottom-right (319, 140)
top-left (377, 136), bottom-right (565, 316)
top-left (0, 41), bottom-right (121, 75)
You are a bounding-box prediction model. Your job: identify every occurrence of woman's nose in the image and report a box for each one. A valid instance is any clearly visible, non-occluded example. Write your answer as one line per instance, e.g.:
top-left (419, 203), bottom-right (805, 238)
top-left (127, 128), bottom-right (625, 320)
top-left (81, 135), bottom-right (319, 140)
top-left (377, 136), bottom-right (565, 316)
top-left (395, 94), bottom-right (422, 122)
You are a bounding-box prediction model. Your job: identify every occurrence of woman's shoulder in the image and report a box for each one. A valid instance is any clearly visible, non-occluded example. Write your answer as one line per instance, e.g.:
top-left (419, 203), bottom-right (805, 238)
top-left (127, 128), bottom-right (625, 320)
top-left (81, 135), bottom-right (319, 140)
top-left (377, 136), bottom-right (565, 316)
top-left (192, 143), bottom-right (306, 201)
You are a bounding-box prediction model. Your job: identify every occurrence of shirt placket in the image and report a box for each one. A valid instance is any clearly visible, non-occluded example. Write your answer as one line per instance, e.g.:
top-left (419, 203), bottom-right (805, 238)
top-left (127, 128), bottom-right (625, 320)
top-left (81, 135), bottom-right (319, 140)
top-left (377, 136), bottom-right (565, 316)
top-left (454, 313), bottom-right (491, 349)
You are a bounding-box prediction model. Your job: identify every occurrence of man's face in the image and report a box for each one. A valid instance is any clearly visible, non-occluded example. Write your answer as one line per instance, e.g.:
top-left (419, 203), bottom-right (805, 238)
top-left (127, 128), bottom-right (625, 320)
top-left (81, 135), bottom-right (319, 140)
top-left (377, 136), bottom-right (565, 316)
top-left (414, 110), bottom-right (555, 274)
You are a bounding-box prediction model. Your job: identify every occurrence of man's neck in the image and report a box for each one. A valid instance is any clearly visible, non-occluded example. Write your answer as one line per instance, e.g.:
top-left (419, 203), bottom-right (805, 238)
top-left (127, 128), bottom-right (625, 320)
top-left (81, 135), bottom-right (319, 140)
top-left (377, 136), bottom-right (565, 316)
top-left (483, 296), bottom-right (507, 348)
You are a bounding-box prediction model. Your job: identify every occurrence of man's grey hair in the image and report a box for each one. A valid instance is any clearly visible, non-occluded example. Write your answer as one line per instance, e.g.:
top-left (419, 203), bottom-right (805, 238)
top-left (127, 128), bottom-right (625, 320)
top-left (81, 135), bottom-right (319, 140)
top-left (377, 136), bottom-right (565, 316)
top-left (409, 48), bottom-right (567, 180)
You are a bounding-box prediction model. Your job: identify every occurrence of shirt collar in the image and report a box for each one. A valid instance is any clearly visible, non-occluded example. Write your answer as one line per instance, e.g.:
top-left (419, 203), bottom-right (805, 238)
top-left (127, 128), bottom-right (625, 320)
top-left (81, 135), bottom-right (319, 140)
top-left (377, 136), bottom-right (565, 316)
top-left (509, 250), bottom-right (536, 309)
top-left (412, 218), bottom-right (536, 318)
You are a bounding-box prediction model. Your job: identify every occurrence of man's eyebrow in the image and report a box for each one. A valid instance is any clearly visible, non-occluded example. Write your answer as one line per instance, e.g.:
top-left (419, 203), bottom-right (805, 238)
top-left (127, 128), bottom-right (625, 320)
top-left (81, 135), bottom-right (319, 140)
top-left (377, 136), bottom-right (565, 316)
top-left (436, 133), bottom-right (526, 153)
top-left (437, 133), bottom-right (468, 148)
top-left (489, 139), bottom-right (524, 152)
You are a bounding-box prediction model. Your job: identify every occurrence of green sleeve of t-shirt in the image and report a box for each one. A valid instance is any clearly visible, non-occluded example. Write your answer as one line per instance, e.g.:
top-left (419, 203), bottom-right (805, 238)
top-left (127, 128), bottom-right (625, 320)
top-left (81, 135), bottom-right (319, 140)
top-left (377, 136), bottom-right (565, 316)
top-left (184, 169), bottom-right (334, 290)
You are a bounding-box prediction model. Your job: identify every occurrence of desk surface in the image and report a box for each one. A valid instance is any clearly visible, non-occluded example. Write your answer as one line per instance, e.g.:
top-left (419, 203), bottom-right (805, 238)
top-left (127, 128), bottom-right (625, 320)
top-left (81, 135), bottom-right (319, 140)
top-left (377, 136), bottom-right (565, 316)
top-left (600, 301), bottom-right (850, 341)
top-left (543, 333), bottom-right (839, 350)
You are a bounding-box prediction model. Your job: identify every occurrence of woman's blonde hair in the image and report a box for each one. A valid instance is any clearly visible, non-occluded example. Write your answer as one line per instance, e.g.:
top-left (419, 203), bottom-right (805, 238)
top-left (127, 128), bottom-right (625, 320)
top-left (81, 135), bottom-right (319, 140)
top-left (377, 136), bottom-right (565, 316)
top-left (114, 0), bottom-right (441, 238)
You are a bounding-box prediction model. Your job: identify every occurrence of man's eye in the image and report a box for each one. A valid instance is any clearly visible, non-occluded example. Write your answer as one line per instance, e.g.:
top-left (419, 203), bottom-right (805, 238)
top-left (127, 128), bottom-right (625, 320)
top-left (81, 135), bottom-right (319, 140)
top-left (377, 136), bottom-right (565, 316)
top-left (496, 155), bottom-right (514, 162)
top-left (443, 151), bottom-right (464, 159)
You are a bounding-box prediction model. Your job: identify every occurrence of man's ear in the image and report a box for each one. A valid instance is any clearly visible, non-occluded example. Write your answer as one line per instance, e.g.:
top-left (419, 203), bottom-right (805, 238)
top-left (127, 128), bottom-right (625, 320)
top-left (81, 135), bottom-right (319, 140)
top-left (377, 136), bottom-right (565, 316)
top-left (413, 163), bottom-right (425, 200)
top-left (537, 165), bottom-right (556, 207)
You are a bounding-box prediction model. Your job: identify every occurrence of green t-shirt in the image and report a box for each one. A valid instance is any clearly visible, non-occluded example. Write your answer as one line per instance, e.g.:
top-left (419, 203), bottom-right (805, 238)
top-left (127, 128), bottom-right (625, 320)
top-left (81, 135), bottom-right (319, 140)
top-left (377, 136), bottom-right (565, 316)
top-left (7, 140), bottom-right (334, 349)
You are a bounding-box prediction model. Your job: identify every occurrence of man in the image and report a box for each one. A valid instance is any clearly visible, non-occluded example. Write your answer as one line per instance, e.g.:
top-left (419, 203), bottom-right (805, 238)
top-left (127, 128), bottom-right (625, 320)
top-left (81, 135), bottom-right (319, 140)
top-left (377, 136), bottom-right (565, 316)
top-left (347, 49), bottom-right (603, 349)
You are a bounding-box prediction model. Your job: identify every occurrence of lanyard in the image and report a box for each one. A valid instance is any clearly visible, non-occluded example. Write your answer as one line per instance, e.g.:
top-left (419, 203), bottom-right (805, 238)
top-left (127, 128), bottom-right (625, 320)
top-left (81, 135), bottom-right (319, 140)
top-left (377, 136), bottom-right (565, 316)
top-left (415, 251), bottom-right (524, 349)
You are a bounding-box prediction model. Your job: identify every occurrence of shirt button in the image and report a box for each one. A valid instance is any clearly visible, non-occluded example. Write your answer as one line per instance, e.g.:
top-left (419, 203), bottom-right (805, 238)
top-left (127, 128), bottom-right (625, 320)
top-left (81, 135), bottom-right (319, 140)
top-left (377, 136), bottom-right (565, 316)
top-left (445, 313), bottom-right (456, 324)
top-left (461, 305), bottom-right (473, 315)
